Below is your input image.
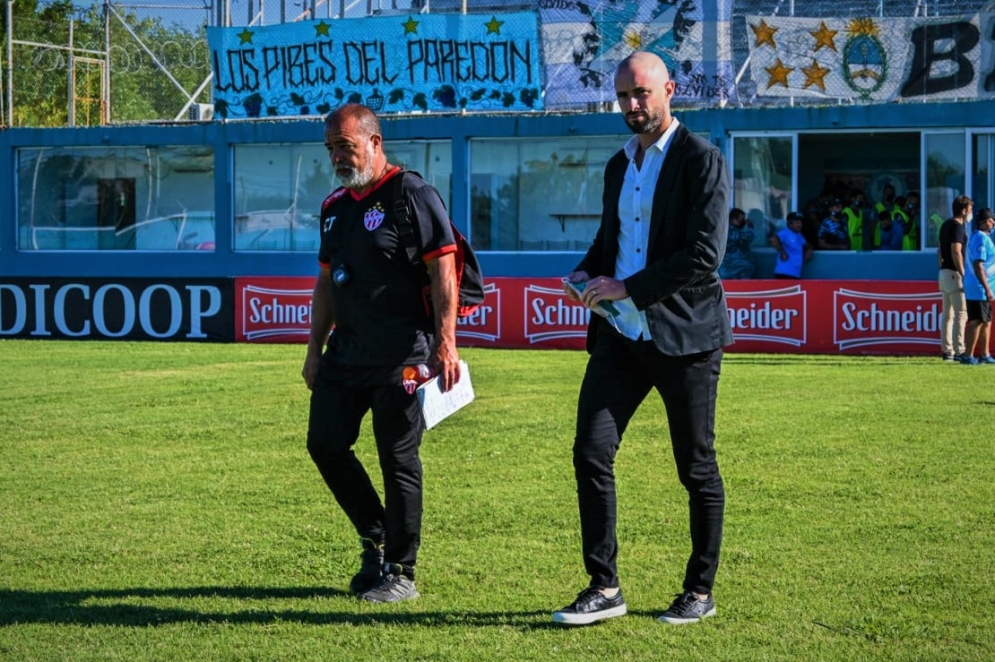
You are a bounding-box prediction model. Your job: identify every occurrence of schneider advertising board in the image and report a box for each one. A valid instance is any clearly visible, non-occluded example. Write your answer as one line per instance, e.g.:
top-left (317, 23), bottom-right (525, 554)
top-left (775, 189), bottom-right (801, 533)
top-left (0, 276), bottom-right (942, 352)
top-left (234, 277), bottom-right (945, 355)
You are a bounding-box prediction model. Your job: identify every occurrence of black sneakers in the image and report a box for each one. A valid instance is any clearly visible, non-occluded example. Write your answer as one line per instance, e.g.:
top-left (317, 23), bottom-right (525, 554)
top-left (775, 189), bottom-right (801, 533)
top-left (659, 592), bottom-right (716, 624)
top-left (552, 587), bottom-right (627, 625)
top-left (360, 563), bottom-right (420, 603)
top-left (348, 538), bottom-right (384, 595)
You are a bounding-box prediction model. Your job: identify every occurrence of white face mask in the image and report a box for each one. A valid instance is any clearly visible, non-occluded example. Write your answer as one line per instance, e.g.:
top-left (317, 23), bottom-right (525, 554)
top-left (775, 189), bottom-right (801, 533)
top-left (967, 214), bottom-right (974, 225)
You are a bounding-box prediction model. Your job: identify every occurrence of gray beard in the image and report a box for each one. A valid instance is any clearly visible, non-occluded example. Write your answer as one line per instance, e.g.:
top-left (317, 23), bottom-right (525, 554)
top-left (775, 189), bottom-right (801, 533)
top-left (336, 163), bottom-right (375, 190)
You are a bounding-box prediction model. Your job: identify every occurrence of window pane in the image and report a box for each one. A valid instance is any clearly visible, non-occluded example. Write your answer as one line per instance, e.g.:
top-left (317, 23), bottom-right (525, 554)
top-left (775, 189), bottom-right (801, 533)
top-left (925, 133), bottom-right (965, 249)
top-left (17, 146), bottom-right (215, 251)
top-left (233, 140), bottom-right (450, 252)
top-left (469, 136), bottom-right (624, 252)
top-left (732, 136), bottom-right (792, 246)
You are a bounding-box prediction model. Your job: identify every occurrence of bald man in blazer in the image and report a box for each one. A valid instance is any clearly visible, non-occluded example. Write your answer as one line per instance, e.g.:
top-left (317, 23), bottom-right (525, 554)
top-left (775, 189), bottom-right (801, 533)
top-left (553, 51), bottom-right (734, 627)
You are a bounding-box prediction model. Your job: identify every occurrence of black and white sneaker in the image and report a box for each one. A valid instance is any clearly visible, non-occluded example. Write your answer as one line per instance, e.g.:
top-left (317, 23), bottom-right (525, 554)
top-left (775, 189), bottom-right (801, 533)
top-left (348, 538), bottom-right (384, 595)
top-left (360, 564), bottom-right (419, 603)
top-left (552, 587), bottom-right (627, 625)
top-left (658, 592), bottom-right (716, 625)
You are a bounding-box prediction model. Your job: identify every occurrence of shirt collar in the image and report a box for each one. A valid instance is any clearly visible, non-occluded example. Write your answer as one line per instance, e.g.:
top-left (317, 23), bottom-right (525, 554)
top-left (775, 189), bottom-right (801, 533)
top-left (623, 117), bottom-right (681, 161)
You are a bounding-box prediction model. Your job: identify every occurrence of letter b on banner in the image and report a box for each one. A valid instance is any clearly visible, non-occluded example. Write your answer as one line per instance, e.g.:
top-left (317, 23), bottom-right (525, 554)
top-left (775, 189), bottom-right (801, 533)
top-left (901, 21), bottom-right (980, 97)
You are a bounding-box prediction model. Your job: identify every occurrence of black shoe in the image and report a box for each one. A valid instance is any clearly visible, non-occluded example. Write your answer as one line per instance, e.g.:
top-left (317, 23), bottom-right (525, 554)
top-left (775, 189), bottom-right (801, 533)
top-left (348, 538), bottom-right (384, 595)
top-left (551, 587), bottom-right (627, 625)
top-left (360, 563), bottom-right (419, 603)
top-left (658, 592), bottom-right (716, 625)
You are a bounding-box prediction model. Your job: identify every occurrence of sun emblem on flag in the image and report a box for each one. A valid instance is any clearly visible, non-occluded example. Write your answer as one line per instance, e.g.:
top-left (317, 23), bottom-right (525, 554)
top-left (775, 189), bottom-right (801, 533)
top-left (842, 18), bottom-right (887, 98)
top-left (364, 202), bottom-right (386, 231)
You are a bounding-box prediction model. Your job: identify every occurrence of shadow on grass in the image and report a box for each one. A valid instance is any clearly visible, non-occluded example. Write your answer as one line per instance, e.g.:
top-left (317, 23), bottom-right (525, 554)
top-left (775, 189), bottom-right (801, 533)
top-left (0, 587), bottom-right (551, 628)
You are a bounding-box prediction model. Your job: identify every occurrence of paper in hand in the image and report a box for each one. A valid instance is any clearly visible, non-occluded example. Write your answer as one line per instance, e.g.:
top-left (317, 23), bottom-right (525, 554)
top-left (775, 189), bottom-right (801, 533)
top-left (416, 360), bottom-right (475, 430)
top-left (562, 278), bottom-right (643, 341)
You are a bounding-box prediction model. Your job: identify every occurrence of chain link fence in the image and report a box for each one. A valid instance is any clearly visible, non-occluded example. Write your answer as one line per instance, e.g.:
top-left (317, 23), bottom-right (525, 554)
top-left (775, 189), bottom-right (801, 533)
top-left (2, 0), bottom-right (994, 127)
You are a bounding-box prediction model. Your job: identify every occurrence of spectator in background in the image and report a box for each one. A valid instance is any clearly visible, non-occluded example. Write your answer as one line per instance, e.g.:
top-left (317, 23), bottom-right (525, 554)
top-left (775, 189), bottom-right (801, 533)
top-left (938, 195), bottom-right (972, 362)
top-left (843, 189), bottom-right (867, 251)
top-left (903, 191), bottom-right (922, 250)
top-left (801, 201), bottom-right (822, 248)
top-left (818, 198), bottom-right (850, 250)
top-left (875, 183), bottom-right (897, 216)
top-left (876, 208), bottom-right (904, 251)
top-left (891, 196), bottom-right (909, 249)
top-left (770, 211), bottom-right (812, 278)
top-left (719, 207), bottom-right (755, 280)
top-left (960, 208), bottom-right (995, 364)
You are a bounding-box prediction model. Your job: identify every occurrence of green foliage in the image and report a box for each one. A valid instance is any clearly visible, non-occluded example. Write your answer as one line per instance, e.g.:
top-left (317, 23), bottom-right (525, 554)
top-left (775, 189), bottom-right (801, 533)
top-left (0, 343), bottom-right (993, 661)
top-left (4, 2), bottom-right (210, 126)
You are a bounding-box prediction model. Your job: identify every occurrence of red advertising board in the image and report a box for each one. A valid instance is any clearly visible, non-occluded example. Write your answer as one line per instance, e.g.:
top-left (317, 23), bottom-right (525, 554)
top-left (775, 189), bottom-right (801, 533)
top-left (234, 277), bottom-right (947, 355)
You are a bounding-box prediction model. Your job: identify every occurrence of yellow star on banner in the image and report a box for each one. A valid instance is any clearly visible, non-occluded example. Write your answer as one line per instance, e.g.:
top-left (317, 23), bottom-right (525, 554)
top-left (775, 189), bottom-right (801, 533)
top-left (624, 29), bottom-right (643, 49)
top-left (750, 19), bottom-right (778, 48)
top-left (314, 21), bottom-right (331, 37)
top-left (810, 21), bottom-right (838, 53)
top-left (402, 16), bottom-right (419, 35)
top-left (238, 29), bottom-right (254, 45)
top-left (801, 59), bottom-right (831, 90)
top-left (485, 16), bottom-right (504, 35)
top-left (765, 58), bottom-right (793, 89)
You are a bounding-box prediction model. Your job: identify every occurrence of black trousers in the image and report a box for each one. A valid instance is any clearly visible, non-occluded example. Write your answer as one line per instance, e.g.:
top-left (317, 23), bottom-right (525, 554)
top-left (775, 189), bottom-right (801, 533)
top-left (307, 362), bottom-right (424, 574)
top-left (573, 330), bottom-right (725, 594)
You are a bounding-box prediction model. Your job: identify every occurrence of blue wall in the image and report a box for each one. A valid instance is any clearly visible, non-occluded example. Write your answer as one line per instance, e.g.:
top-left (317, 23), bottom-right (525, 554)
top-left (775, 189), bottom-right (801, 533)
top-left (1, 99), bottom-right (977, 282)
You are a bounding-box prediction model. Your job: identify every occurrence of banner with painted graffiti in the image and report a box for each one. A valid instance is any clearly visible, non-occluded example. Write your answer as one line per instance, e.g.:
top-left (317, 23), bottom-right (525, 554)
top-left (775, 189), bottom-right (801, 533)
top-left (206, 13), bottom-right (542, 118)
top-left (746, 13), bottom-right (995, 102)
top-left (540, 0), bottom-right (736, 107)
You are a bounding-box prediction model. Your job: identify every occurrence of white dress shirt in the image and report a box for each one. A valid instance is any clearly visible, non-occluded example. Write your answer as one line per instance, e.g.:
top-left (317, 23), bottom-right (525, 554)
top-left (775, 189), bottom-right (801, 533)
top-left (615, 118), bottom-right (681, 338)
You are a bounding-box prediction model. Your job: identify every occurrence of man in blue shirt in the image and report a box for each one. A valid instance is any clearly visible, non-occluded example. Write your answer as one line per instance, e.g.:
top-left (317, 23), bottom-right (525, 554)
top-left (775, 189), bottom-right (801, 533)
top-left (875, 209), bottom-right (904, 250)
top-left (770, 212), bottom-right (812, 278)
top-left (961, 208), bottom-right (995, 364)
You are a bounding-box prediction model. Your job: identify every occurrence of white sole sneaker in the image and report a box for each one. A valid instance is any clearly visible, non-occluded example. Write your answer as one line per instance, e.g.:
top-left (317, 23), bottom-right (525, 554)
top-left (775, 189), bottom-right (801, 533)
top-left (552, 603), bottom-right (627, 626)
top-left (659, 606), bottom-right (716, 625)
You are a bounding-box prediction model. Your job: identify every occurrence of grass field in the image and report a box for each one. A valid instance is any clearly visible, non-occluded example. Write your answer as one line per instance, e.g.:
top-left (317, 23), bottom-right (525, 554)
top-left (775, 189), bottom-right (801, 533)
top-left (1, 340), bottom-right (993, 661)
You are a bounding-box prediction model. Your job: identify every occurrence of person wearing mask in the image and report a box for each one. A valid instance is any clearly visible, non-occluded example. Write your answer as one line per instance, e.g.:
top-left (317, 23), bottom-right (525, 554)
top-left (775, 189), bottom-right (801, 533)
top-left (770, 211), bottom-right (812, 278)
top-left (876, 208), bottom-right (904, 251)
top-left (901, 191), bottom-right (922, 251)
top-left (818, 198), bottom-right (850, 250)
top-left (718, 207), bottom-right (755, 279)
top-left (556, 51), bottom-right (732, 627)
top-left (843, 190), bottom-right (867, 251)
top-left (960, 208), bottom-right (995, 364)
top-left (875, 183), bottom-right (896, 216)
top-left (938, 195), bottom-right (972, 362)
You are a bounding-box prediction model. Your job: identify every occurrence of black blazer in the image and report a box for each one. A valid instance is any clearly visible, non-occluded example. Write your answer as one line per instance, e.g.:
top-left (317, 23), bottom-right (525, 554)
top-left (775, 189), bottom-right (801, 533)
top-left (576, 122), bottom-right (734, 356)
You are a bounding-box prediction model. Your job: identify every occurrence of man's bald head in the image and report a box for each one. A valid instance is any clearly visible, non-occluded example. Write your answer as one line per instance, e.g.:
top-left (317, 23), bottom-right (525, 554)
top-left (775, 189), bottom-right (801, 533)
top-left (614, 51), bottom-right (675, 138)
top-left (615, 51), bottom-right (671, 84)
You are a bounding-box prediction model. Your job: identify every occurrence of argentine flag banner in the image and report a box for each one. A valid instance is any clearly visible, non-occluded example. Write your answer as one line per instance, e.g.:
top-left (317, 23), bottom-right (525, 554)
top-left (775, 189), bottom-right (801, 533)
top-left (540, 0), bottom-right (736, 108)
top-left (746, 13), bottom-right (995, 102)
top-left (207, 12), bottom-right (542, 118)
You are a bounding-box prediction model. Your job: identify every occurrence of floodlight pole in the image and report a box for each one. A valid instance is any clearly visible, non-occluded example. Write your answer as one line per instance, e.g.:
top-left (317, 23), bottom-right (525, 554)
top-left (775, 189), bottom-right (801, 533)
top-left (5, 0), bottom-right (13, 126)
top-left (104, 0), bottom-right (111, 123)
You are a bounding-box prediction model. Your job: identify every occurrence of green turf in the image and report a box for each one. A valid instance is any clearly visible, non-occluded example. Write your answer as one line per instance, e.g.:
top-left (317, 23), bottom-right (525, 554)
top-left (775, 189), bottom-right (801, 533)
top-left (0, 340), bottom-right (992, 661)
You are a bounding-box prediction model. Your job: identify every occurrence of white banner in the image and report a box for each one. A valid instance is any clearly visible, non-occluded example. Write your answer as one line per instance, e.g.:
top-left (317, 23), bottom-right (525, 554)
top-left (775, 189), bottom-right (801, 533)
top-left (747, 13), bottom-right (995, 102)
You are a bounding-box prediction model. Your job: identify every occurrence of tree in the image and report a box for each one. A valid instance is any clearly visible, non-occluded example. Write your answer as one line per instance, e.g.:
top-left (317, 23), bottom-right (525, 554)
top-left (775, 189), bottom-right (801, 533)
top-left (2, 0), bottom-right (211, 127)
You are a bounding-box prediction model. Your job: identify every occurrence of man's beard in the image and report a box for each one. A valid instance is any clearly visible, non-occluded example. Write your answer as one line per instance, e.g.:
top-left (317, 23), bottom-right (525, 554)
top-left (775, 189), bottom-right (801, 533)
top-left (624, 111), bottom-right (663, 135)
top-left (335, 145), bottom-right (377, 189)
